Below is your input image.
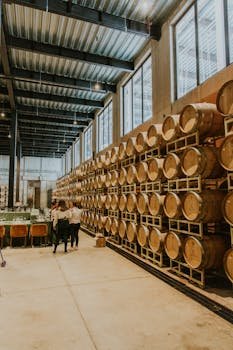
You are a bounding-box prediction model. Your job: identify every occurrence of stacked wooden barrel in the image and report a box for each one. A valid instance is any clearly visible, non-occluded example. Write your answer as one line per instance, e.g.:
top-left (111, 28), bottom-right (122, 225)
top-left (217, 80), bottom-right (233, 284)
top-left (54, 81), bottom-right (233, 288)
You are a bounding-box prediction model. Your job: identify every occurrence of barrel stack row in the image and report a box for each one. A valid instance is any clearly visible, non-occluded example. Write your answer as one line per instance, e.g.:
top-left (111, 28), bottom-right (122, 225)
top-left (53, 80), bottom-right (233, 288)
top-left (216, 80), bottom-right (233, 285)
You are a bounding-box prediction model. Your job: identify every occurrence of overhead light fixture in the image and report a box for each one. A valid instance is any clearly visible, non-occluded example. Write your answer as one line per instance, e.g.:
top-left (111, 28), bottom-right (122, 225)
top-left (63, 132), bottom-right (66, 143)
top-left (8, 132), bottom-right (11, 139)
top-left (0, 111), bottom-right (6, 118)
top-left (94, 82), bottom-right (101, 91)
top-left (73, 112), bottom-right (77, 125)
top-left (57, 141), bottom-right (60, 152)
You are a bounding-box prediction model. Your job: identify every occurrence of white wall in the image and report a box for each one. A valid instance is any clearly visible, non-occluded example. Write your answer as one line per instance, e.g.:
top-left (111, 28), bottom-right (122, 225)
top-left (0, 156), bottom-right (62, 208)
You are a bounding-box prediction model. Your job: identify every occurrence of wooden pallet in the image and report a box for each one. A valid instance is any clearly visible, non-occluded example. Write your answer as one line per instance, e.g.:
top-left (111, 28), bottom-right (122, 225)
top-left (224, 116), bottom-right (233, 136)
top-left (95, 169), bottom-right (106, 175)
top-left (108, 210), bottom-right (120, 218)
top-left (140, 215), bottom-right (164, 229)
top-left (168, 219), bottom-right (223, 238)
top-left (140, 246), bottom-right (168, 267)
top-left (139, 146), bottom-right (161, 161)
top-left (108, 234), bottom-right (121, 245)
top-left (166, 132), bottom-right (199, 153)
top-left (168, 176), bottom-right (226, 192)
top-left (169, 259), bottom-right (205, 288)
top-left (121, 184), bottom-right (137, 194)
top-left (107, 162), bottom-right (120, 172)
top-left (108, 186), bottom-right (120, 194)
top-left (231, 226), bottom-right (233, 247)
top-left (122, 238), bottom-right (137, 254)
top-left (121, 211), bottom-right (139, 223)
top-left (121, 155), bottom-right (137, 168)
top-left (140, 181), bottom-right (162, 193)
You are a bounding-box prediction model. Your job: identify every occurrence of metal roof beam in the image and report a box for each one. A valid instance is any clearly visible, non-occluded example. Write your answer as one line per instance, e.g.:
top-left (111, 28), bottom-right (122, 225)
top-left (16, 104), bottom-right (94, 120)
top-left (0, 66), bottom-right (116, 93)
top-left (3, 0), bottom-right (161, 39)
top-left (22, 152), bottom-right (63, 158)
top-left (18, 124), bottom-right (79, 134)
top-left (6, 34), bottom-right (134, 72)
top-left (19, 132), bottom-right (76, 140)
top-left (0, 86), bottom-right (103, 108)
top-left (18, 114), bottom-right (88, 127)
top-left (19, 118), bottom-right (85, 129)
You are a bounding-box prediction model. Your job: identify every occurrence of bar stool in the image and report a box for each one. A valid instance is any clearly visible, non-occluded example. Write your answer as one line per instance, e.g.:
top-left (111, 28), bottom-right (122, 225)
top-left (10, 225), bottom-right (28, 247)
top-left (30, 224), bottom-right (48, 247)
top-left (0, 226), bottom-right (5, 248)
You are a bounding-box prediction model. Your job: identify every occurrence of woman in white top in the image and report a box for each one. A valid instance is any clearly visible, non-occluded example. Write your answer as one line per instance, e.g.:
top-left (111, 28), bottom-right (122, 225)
top-left (69, 201), bottom-right (83, 249)
top-left (53, 200), bottom-right (71, 253)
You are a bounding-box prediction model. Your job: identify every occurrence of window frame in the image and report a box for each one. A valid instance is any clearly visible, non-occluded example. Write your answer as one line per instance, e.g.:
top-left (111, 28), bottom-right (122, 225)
top-left (97, 100), bottom-right (113, 152)
top-left (83, 123), bottom-right (93, 161)
top-left (173, 0), bottom-right (230, 100)
top-left (122, 55), bottom-right (152, 136)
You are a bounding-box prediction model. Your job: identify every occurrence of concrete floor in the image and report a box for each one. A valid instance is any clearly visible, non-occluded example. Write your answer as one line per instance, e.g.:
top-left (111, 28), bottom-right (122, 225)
top-left (0, 232), bottom-right (232, 350)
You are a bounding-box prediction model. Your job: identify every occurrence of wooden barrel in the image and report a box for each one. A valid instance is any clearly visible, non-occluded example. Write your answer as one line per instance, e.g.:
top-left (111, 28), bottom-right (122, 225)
top-left (149, 228), bottom-right (167, 253)
top-left (146, 124), bottom-right (163, 148)
top-left (182, 190), bottom-right (225, 222)
top-left (111, 147), bottom-right (119, 163)
top-left (118, 142), bottom-right (127, 160)
top-left (106, 172), bottom-right (112, 187)
top-left (127, 193), bottom-right (137, 212)
top-left (147, 158), bottom-right (165, 181)
top-left (136, 161), bottom-right (148, 183)
top-left (81, 211), bottom-right (86, 223)
top-left (93, 195), bottom-right (98, 208)
top-left (162, 114), bottom-right (181, 141)
top-left (111, 170), bottom-right (119, 186)
top-left (135, 132), bottom-right (148, 153)
top-left (94, 214), bottom-right (99, 227)
top-left (127, 165), bottom-right (137, 184)
top-left (163, 153), bottom-right (182, 179)
top-left (181, 146), bottom-right (223, 178)
top-left (164, 192), bottom-right (183, 219)
top-left (119, 220), bottom-right (127, 239)
top-left (126, 137), bottom-right (137, 157)
top-left (127, 222), bottom-right (137, 242)
top-left (105, 194), bottom-right (112, 210)
top-left (137, 225), bottom-right (150, 247)
top-left (136, 193), bottom-right (149, 214)
top-left (105, 150), bottom-right (111, 167)
top-left (119, 167), bottom-right (127, 185)
top-left (216, 80), bottom-right (233, 115)
top-left (222, 191), bottom-right (233, 225)
top-left (183, 235), bottom-right (227, 269)
top-left (86, 212), bottom-right (90, 225)
top-left (98, 195), bottom-right (106, 209)
top-left (148, 193), bottom-right (165, 216)
top-left (90, 212), bottom-right (95, 225)
top-left (105, 217), bottom-right (112, 233)
top-left (223, 248), bottom-right (233, 283)
top-left (119, 194), bottom-right (127, 211)
top-left (179, 103), bottom-right (224, 137)
top-left (219, 134), bottom-right (233, 171)
top-left (97, 154), bottom-right (106, 169)
top-left (111, 218), bottom-right (119, 236)
top-left (97, 174), bottom-right (106, 188)
top-left (76, 182), bottom-right (82, 191)
top-left (164, 231), bottom-right (184, 260)
top-left (98, 216), bottom-right (107, 230)
top-left (110, 194), bottom-right (118, 210)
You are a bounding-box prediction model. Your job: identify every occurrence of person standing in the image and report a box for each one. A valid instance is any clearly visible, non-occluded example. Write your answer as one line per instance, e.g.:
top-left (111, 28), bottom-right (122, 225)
top-left (53, 200), bottom-right (71, 253)
top-left (69, 201), bottom-right (82, 250)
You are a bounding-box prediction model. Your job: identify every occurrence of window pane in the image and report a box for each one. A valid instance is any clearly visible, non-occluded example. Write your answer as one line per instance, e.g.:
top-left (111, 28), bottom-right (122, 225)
top-left (198, 0), bottom-right (224, 83)
top-left (176, 6), bottom-right (197, 98)
top-left (103, 108), bottom-right (108, 148)
top-left (74, 139), bottom-right (80, 166)
top-left (143, 56), bottom-right (152, 121)
top-left (123, 80), bottom-right (132, 134)
top-left (228, 0), bottom-right (233, 63)
top-left (133, 68), bottom-right (143, 128)
top-left (108, 102), bottom-right (113, 145)
top-left (98, 113), bottom-right (104, 151)
top-left (84, 125), bottom-right (92, 160)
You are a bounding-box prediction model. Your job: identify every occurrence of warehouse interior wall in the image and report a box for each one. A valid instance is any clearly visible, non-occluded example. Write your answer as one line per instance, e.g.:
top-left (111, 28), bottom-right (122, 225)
top-left (0, 156), bottom-right (62, 208)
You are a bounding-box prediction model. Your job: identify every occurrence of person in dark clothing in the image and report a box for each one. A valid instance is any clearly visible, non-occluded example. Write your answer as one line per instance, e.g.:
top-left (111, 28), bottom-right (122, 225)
top-left (69, 201), bottom-right (83, 250)
top-left (53, 200), bottom-right (71, 253)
